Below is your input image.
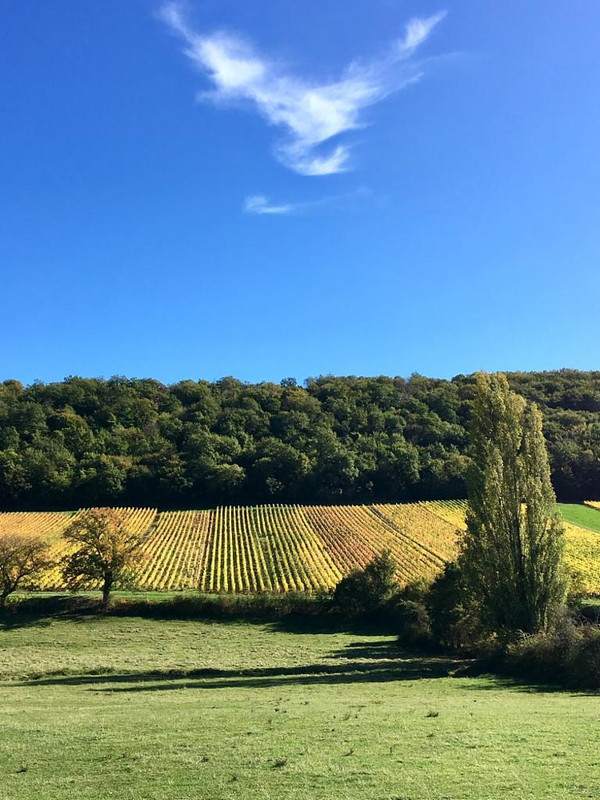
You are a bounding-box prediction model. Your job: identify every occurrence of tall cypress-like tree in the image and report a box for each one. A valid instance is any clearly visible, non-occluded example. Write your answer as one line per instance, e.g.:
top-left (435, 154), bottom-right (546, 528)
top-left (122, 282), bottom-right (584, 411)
top-left (461, 373), bottom-right (566, 635)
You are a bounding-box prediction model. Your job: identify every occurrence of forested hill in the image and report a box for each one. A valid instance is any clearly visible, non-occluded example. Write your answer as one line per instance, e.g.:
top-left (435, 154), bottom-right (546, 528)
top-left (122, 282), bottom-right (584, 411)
top-left (0, 371), bottom-right (599, 509)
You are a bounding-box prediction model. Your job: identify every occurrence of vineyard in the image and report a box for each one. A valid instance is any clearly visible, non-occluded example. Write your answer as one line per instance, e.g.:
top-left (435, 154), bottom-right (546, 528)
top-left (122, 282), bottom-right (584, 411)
top-left (1, 501), bottom-right (600, 594)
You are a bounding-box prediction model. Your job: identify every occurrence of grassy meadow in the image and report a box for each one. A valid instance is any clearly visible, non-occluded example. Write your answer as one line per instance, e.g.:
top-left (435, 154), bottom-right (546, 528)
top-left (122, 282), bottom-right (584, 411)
top-left (1, 607), bottom-right (599, 800)
top-left (559, 503), bottom-right (600, 533)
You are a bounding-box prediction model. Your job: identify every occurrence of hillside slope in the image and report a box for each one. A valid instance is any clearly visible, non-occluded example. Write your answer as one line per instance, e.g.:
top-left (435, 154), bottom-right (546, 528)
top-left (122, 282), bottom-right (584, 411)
top-left (1, 371), bottom-right (600, 509)
top-left (2, 502), bottom-right (600, 594)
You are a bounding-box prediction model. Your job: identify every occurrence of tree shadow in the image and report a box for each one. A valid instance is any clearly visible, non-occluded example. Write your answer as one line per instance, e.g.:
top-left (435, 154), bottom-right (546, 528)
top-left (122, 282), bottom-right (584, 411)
top-left (268, 615), bottom-right (396, 636)
top-left (14, 637), bottom-right (486, 693)
top-left (17, 658), bottom-right (577, 694)
top-left (1, 593), bottom-right (400, 636)
top-left (0, 595), bottom-right (103, 630)
top-left (0, 614), bottom-right (54, 631)
top-left (328, 639), bottom-right (403, 660)
top-left (7, 621), bottom-right (580, 693)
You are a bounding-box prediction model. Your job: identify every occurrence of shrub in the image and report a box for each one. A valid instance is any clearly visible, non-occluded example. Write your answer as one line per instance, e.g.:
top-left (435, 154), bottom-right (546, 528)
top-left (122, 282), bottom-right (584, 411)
top-left (505, 609), bottom-right (600, 689)
top-left (333, 550), bottom-right (398, 616)
top-left (391, 597), bottom-right (432, 646)
top-left (428, 562), bottom-right (484, 651)
top-left (386, 580), bottom-right (432, 645)
top-left (569, 628), bottom-right (600, 689)
top-left (108, 591), bottom-right (330, 622)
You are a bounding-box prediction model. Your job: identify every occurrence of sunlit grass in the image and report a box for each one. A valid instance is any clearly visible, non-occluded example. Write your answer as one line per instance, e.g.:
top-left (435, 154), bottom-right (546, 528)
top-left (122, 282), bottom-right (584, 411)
top-left (1, 613), bottom-right (599, 799)
top-left (559, 503), bottom-right (600, 533)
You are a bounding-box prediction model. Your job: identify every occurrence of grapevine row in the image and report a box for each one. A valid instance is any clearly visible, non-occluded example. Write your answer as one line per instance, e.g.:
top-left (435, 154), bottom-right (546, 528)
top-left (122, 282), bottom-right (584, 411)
top-left (2, 502), bottom-right (600, 594)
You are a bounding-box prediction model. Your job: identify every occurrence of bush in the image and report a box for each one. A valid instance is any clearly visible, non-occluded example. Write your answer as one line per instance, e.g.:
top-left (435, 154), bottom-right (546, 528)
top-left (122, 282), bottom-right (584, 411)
top-left (505, 609), bottom-right (600, 689)
top-left (3, 591), bottom-right (333, 626)
top-left (108, 591), bottom-right (331, 622)
top-left (428, 563), bottom-right (484, 651)
top-left (391, 596), bottom-right (432, 646)
top-left (333, 551), bottom-right (398, 616)
top-left (569, 629), bottom-right (600, 689)
top-left (505, 608), bottom-right (576, 681)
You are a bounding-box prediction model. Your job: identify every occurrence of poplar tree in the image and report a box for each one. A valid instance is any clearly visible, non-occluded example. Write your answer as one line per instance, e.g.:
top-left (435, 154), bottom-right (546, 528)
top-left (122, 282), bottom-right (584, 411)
top-left (461, 373), bottom-right (566, 635)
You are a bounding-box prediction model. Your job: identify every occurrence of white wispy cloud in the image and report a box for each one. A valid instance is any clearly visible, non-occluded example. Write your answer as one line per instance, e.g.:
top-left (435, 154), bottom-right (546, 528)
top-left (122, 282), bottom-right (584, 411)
top-left (243, 195), bottom-right (294, 215)
top-left (160, 3), bottom-right (446, 175)
top-left (243, 187), bottom-right (373, 215)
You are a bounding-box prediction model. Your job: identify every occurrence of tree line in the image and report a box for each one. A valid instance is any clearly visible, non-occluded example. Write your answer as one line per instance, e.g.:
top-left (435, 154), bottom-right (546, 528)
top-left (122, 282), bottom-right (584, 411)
top-left (0, 369), bottom-right (599, 509)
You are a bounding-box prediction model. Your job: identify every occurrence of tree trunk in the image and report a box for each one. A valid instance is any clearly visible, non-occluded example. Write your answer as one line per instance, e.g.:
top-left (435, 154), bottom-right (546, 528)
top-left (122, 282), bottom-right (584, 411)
top-left (102, 574), bottom-right (113, 607)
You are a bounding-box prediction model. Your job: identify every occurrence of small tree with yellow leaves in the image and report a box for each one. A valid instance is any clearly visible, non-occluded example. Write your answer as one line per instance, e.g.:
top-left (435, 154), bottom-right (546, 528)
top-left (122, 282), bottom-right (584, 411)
top-left (61, 508), bottom-right (143, 605)
top-left (0, 532), bottom-right (52, 611)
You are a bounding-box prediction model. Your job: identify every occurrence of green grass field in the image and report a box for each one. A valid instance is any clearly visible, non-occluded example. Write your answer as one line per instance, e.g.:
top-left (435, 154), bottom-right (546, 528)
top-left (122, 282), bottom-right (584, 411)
top-left (1, 608), bottom-right (599, 800)
top-left (559, 503), bottom-right (600, 533)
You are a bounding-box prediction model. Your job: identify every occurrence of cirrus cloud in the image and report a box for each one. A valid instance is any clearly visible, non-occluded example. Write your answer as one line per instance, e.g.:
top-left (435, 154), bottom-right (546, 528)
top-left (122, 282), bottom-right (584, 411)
top-left (243, 187), bottom-right (374, 215)
top-left (243, 195), bottom-right (294, 215)
top-left (160, 3), bottom-right (446, 176)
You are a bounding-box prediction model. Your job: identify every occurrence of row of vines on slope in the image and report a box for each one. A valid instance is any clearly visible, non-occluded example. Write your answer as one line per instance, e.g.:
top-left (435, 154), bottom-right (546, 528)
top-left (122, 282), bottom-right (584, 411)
top-left (1, 502), bottom-right (599, 594)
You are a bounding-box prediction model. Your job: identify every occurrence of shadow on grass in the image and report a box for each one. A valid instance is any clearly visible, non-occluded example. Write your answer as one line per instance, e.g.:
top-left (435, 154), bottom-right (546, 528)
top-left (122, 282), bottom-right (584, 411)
top-left (3, 602), bottom-right (576, 693)
top-left (14, 637), bottom-right (489, 693)
top-left (0, 595), bottom-right (103, 630)
top-left (16, 662), bottom-right (573, 695)
top-left (0, 613), bottom-right (53, 631)
top-left (1, 593), bottom-right (397, 637)
top-left (4, 596), bottom-right (593, 694)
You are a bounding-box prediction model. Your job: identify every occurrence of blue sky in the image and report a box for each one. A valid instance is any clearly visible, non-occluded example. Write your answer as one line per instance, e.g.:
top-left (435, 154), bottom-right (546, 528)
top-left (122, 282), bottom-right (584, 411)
top-left (1, 0), bottom-right (599, 386)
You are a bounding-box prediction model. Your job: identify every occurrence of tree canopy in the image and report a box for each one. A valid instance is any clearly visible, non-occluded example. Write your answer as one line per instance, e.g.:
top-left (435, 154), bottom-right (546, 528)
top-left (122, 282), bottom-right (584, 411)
top-left (61, 507), bottom-right (144, 604)
top-left (0, 532), bottom-right (52, 609)
top-left (0, 370), bottom-right (598, 509)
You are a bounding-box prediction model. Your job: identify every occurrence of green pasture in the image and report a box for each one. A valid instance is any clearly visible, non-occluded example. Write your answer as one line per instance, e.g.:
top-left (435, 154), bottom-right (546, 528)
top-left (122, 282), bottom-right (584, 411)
top-left (559, 503), bottom-right (600, 532)
top-left (1, 608), bottom-right (599, 800)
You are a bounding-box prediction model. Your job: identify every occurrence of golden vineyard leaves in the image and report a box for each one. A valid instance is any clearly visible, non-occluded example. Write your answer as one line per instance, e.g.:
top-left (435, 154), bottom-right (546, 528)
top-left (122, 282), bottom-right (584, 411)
top-left (1, 501), bottom-right (599, 594)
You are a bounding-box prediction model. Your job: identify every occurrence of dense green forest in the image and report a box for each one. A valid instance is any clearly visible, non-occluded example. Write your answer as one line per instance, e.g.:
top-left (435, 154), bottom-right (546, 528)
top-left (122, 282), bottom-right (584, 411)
top-left (0, 370), bottom-right (599, 509)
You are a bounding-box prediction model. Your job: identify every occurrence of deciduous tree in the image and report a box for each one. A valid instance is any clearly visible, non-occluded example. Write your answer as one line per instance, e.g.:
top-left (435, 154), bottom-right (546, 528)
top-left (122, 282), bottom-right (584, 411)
top-left (0, 533), bottom-right (51, 610)
top-left (61, 508), bottom-right (143, 605)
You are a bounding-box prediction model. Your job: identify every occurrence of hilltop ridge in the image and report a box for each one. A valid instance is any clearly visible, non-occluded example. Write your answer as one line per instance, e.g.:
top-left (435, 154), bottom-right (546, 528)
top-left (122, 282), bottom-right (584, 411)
top-left (1, 370), bottom-right (599, 509)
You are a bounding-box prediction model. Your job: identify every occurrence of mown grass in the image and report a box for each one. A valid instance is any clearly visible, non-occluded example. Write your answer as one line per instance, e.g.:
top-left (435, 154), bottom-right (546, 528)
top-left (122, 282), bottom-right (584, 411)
top-left (559, 503), bottom-right (600, 533)
top-left (1, 607), bottom-right (600, 800)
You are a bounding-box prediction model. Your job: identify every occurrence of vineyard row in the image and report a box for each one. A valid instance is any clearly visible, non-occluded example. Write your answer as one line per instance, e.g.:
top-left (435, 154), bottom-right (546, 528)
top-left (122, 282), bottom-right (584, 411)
top-left (1, 501), bottom-right (599, 594)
